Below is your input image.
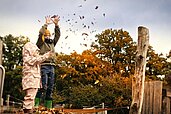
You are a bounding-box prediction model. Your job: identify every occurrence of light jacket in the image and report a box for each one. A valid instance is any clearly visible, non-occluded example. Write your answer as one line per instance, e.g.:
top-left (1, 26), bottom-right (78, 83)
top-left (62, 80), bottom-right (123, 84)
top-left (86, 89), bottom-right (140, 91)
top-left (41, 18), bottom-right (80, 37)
top-left (22, 42), bottom-right (50, 90)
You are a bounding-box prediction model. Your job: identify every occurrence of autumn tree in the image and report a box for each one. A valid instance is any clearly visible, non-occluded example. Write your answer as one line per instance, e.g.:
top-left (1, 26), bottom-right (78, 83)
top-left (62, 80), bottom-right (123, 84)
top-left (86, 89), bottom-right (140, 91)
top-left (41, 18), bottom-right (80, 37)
top-left (54, 50), bottom-right (113, 103)
top-left (54, 51), bottom-right (112, 107)
top-left (55, 50), bottom-right (113, 86)
top-left (53, 28), bottom-right (169, 109)
top-left (54, 50), bottom-right (132, 109)
top-left (91, 29), bottom-right (137, 77)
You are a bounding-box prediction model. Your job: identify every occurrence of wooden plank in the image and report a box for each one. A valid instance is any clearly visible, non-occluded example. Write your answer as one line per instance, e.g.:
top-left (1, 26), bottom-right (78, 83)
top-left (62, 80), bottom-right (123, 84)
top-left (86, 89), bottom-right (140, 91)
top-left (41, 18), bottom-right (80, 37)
top-left (166, 88), bottom-right (171, 97)
top-left (153, 81), bottom-right (162, 114)
top-left (142, 81), bottom-right (149, 114)
top-left (166, 97), bottom-right (170, 114)
top-left (162, 97), bottom-right (170, 114)
top-left (153, 81), bottom-right (158, 114)
top-left (158, 81), bottom-right (162, 114)
top-left (141, 82), bottom-right (146, 114)
top-left (146, 82), bottom-right (150, 114)
top-left (149, 81), bottom-right (153, 114)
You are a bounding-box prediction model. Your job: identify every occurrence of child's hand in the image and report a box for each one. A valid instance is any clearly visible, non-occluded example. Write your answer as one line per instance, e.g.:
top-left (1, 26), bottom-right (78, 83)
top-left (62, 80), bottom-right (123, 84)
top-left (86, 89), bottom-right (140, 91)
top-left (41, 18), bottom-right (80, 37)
top-left (51, 15), bottom-right (60, 26)
top-left (45, 16), bottom-right (53, 25)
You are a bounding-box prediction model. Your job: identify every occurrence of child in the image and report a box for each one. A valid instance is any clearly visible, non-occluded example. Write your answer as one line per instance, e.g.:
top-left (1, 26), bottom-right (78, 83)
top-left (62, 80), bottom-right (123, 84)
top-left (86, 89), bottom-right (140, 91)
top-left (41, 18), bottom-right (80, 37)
top-left (35, 15), bottom-right (60, 109)
top-left (22, 42), bottom-right (53, 113)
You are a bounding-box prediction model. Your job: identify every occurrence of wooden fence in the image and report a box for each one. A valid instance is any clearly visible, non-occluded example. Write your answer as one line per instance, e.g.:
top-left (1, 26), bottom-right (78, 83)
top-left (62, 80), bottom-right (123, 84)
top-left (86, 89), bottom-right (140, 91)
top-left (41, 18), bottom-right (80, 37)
top-left (162, 84), bottom-right (171, 114)
top-left (141, 81), bottom-right (162, 114)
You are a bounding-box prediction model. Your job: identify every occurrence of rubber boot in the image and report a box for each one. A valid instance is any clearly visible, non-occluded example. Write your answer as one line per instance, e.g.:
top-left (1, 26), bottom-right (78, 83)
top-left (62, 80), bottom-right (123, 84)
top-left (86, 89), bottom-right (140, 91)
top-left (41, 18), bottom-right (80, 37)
top-left (45, 100), bottom-right (52, 109)
top-left (34, 98), bottom-right (40, 108)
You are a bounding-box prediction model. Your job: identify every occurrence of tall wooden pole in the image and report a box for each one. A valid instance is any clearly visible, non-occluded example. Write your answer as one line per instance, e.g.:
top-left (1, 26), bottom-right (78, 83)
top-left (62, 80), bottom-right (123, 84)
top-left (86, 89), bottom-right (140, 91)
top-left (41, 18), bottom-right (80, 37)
top-left (129, 26), bottom-right (149, 114)
top-left (0, 39), bottom-right (2, 65)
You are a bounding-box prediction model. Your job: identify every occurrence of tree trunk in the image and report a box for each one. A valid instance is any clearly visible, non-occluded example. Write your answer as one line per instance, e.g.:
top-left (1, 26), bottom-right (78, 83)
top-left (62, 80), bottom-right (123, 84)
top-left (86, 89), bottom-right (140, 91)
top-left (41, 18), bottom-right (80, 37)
top-left (129, 26), bottom-right (149, 114)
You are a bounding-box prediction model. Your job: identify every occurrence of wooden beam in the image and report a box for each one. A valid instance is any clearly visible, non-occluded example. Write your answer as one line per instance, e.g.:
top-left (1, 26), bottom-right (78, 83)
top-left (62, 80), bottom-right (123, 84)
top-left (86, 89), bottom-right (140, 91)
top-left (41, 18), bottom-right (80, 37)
top-left (129, 26), bottom-right (149, 114)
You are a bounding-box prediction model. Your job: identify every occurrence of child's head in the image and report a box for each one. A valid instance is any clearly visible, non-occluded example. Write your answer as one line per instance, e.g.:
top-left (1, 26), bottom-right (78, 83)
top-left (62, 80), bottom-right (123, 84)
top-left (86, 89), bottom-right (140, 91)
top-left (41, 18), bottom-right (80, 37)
top-left (44, 29), bottom-right (51, 39)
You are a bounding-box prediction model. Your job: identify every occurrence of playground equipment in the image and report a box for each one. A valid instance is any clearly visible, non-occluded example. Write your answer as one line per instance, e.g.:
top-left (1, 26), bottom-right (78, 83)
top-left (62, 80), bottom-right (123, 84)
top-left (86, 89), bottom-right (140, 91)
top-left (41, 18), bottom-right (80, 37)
top-left (0, 39), bottom-right (5, 109)
top-left (0, 65), bottom-right (5, 106)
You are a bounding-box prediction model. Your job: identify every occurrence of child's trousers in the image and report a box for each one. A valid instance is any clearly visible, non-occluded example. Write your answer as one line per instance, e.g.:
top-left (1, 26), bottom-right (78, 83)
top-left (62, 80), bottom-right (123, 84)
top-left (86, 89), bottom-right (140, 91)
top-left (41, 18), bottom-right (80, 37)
top-left (23, 88), bottom-right (38, 109)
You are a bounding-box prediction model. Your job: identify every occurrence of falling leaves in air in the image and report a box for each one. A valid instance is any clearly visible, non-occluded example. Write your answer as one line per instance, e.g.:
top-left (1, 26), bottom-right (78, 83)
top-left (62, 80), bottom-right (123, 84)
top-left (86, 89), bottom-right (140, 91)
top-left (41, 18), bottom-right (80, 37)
top-left (83, 24), bottom-right (86, 28)
top-left (95, 6), bottom-right (98, 9)
top-left (78, 5), bottom-right (82, 7)
top-left (65, 36), bottom-right (68, 39)
top-left (79, 15), bottom-right (85, 20)
top-left (51, 15), bottom-right (57, 18)
top-left (94, 80), bottom-right (99, 84)
top-left (83, 44), bottom-right (87, 47)
top-left (103, 13), bottom-right (105, 17)
top-left (82, 33), bottom-right (89, 36)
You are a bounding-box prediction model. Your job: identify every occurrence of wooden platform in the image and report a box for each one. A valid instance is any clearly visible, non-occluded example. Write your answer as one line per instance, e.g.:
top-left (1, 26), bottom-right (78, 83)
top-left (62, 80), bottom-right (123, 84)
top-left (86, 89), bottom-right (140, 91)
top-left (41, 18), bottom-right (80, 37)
top-left (0, 106), bottom-right (111, 114)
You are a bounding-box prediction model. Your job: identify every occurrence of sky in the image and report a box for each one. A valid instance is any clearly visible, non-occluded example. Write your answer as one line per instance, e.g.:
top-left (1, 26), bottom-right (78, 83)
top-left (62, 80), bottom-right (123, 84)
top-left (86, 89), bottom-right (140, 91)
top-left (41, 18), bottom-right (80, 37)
top-left (0, 0), bottom-right (171, 55)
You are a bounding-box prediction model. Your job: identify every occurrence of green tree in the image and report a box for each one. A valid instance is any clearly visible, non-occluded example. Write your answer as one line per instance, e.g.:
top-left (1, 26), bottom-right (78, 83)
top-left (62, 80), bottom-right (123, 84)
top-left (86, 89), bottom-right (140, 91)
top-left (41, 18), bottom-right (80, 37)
top-left (146, 46), bottom-right (168, 79)
top-left (98, 74), bottom-right (132, 108)
top-left (91, 29), bottom-right (137, 76)
top-left (166, 50), bottom-right (171, 74)
top-left (65, 84), bottom-right (102, 108)
top-left (165, 50), bottom-right (171, 85)
top-left (2, 34), bottom-right (29, 101)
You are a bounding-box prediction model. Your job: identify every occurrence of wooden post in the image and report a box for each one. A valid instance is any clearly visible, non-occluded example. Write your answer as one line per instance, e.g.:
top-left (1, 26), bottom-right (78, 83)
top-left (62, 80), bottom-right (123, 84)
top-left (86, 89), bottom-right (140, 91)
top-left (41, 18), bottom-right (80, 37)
top-left (129, 26), bottom-right (149, 114)
top-left (7, 95), bottom-right (10, 110)
top-left (0, 39), bottom-right (2, 65)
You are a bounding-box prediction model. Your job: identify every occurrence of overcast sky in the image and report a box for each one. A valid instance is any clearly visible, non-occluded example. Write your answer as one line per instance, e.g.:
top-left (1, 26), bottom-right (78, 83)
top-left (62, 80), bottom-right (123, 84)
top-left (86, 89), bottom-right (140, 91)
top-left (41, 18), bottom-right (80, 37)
top-left (0, 0), bottom-right (171, 55)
